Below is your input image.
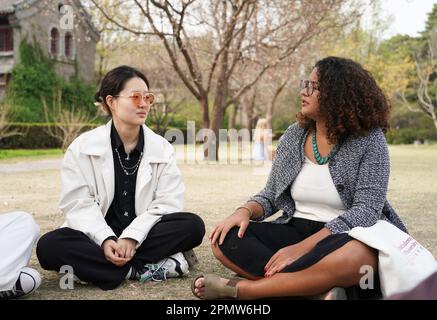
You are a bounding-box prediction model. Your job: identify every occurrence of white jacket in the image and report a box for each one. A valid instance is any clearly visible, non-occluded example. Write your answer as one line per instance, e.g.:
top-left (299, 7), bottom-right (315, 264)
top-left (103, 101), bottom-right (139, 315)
top-left (59, 121), bottom-right (185, 247)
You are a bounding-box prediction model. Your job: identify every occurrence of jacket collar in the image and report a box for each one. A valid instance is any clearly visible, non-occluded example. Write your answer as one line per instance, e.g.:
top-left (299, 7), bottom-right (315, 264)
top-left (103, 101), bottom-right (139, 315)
top-left (80, 120), bottom-right (170, 163)
top-left (110, 122), bottom-right (144, 154)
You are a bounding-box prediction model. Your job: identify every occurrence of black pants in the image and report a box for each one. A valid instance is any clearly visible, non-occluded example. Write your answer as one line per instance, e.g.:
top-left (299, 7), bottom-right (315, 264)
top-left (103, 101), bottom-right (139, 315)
top-left (219, 218), bottom-right (326, 277)
top-left (36, 212), bottom-right (205, 290)
top-left (219, 218), bottom-right (381, 299)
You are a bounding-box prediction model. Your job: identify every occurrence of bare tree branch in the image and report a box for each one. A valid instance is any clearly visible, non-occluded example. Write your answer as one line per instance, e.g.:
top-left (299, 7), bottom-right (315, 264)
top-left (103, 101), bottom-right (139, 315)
top-left (43, 90), bottom-right (97, 150)
top-left (402, 41), bottom-right (437, 130)
top-left (89, 0), bottom-right (166, 36)
top-left (0, 101), bottom-right (25, 142)
top-left (91, 0), bottom-right (363, 158)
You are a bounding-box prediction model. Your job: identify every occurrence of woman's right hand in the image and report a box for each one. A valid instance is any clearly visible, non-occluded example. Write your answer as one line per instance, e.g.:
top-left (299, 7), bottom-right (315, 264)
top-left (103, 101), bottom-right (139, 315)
top-left (209, 208), bottom-right (251, 245)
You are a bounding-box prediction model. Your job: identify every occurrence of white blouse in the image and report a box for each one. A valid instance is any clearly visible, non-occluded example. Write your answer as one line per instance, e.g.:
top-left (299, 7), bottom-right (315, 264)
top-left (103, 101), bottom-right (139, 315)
top-left (291, 156), bottom-right (346, 223)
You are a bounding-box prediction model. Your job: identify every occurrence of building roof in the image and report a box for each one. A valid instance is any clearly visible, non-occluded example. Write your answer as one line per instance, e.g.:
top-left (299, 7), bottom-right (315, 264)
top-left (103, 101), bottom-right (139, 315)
top-left (0, 0), bottom-right (99, 40)
top-left (0, 0), bottom-right (21, 15)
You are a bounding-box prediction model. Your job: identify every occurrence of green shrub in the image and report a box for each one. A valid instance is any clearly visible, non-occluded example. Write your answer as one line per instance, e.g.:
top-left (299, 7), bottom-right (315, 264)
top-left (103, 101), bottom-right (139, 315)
top-left (0, 149), bottom-right (63, 160)
top-left (386, 128), bottom-right (437, 144)
top-left (7, 40), bottom-right (96, 122)
top-left (61, 77), bottom-right (96, 115)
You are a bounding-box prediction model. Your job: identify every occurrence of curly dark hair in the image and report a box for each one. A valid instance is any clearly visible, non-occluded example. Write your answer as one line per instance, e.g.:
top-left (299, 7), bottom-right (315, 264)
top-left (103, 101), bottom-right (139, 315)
top-left (297, 56), bottom-right (391, 144)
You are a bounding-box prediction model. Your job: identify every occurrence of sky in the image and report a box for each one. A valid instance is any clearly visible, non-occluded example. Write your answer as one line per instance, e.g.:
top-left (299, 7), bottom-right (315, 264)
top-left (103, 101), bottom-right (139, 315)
top-left (380, 0), bottom-right (437, 38)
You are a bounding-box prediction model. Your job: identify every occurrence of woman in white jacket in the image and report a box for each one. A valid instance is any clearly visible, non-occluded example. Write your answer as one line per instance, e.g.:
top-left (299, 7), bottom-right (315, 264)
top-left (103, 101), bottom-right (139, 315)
top-left (36, 66), bottom-right (205, 290)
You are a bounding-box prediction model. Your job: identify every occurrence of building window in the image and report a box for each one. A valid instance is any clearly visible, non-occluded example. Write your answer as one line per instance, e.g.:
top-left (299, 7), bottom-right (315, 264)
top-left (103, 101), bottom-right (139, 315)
top-left (65, 32), bottom-right (73, 59)
top-left (0, 29), bottom-right (13, 52)
top-left (50, 28), bottom-right (59, 56)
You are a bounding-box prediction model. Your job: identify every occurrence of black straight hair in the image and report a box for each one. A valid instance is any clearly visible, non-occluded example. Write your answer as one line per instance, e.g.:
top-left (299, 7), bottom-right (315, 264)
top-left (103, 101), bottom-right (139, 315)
top-left (95, 65), bottom-right (150, 116)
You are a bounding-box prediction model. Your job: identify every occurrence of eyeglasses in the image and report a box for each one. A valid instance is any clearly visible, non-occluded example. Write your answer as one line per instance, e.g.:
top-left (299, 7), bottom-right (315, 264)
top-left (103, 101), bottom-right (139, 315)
top-left (113, 92), bottom-right (155, 106)
top-left (300, 80), bottom-right (319, 96)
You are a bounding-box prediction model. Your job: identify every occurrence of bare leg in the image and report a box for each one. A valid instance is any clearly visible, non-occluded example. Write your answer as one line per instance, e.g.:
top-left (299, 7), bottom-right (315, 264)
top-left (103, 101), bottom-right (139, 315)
top-left (195, 240), bottom-right (377, 299)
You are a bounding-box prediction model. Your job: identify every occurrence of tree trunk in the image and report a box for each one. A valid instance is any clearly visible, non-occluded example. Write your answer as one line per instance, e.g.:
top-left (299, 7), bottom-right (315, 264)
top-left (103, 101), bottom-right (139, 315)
top-left (244, 90), bottom-right (257, 140)
top-left (210, 74), bottom-right (229, 161)
top-left (266, 79), bottom-right (289, 130)
top-left (247, 113), bottom-right (254, 140)
top-left (266, 101), bottom-right (274, 130)
top-left (210, 103), bottom-right (226, 161)
top-left (228, 103), bottom-right (239, 129)
top-left (200, 95), bottom-right (210, 129)
top-left (208, 43), bottom-right (230, 160)
top-left (96, 55), bottom-right (105, 85)
top-left (198, 95), bottom-right (211, 159)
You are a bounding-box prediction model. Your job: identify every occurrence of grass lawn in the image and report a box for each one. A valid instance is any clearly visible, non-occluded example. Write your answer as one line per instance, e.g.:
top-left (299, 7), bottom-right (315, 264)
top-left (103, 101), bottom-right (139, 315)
top-left (0, 149), bottom-right (63, 161)
top-left (0, 144), bottom-right (436, 299)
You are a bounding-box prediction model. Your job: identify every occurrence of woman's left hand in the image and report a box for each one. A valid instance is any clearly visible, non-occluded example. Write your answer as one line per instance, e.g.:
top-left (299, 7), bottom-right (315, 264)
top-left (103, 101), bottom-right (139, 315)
top-left (117, 238), bottom-right (138, 260)
top-left (264, 242), bottom-right (311, 277)
top-left (264, 227), bottom-right (332, 277)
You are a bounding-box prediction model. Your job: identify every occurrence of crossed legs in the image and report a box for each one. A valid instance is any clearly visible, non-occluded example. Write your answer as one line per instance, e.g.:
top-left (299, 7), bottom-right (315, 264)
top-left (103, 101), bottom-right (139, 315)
top-left (216, 239), bottom-right (377, 299)
top-left (194, 236), bottom-right (378, 299)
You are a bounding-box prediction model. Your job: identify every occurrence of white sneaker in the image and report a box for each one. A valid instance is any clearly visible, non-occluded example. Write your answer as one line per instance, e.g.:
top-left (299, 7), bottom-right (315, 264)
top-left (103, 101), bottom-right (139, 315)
top-left (0, 267), bottom-right (41, 300)
top-left (158, 252), bottom-right (189, 278)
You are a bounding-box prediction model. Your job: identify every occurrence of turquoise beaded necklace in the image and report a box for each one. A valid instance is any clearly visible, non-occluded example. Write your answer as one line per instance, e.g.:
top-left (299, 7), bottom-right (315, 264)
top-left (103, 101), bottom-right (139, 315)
top-left (312, 128), bottom-right (332, 165)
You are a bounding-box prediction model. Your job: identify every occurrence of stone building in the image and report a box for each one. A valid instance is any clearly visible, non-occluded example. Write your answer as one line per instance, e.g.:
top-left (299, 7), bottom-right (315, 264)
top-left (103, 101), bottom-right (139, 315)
top-left (0, 0), bottom-right (100, 97)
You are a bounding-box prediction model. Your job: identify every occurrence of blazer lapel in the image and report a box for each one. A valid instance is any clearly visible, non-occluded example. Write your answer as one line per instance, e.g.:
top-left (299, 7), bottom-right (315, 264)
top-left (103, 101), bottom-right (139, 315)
top-left (274, 127), bottom-right (308, 199)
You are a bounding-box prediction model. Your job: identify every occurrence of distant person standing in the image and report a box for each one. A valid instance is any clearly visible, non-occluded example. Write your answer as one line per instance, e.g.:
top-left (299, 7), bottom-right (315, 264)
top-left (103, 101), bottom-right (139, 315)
top-left (252, 118), bottom-right (273, 161)
top-left (0, 211), bottom-right (41, 299)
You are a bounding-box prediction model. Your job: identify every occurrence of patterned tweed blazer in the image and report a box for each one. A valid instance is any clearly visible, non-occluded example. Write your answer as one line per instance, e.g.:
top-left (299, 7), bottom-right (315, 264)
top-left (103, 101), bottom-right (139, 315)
top-left (250, 123), bottom-right (408, 234)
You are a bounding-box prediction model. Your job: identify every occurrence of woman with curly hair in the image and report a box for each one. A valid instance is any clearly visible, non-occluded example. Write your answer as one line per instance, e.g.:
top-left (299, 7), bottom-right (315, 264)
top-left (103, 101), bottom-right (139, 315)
top-left (191, 56), bottom-right (408, 300)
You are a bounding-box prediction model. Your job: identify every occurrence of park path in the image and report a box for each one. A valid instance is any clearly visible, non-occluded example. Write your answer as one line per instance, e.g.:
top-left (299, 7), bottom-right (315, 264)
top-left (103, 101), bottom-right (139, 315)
top-left (0, 149), bottom-right (259, 173)
top-left (0, 158), bottom-right (62, 173)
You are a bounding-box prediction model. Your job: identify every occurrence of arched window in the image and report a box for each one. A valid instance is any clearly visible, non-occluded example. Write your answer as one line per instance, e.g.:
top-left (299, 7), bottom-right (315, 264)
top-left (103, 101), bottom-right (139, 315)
top-left (0, 28), bottom-right (13, 52)
top-left (65, 32), bottom-right (73, 58)
top-left (50, 28), bottom-right (59, 56)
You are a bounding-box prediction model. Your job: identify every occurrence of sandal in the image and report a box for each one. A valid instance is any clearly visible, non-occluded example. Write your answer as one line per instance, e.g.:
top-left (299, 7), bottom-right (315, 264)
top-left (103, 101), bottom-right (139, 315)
top-left (191, 274), bottom-right (240, 300)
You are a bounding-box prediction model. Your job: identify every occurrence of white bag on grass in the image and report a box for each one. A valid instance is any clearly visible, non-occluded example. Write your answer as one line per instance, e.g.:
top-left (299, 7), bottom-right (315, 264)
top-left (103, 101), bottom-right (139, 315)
top-left (349, 220), bottom-right (437, 298)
